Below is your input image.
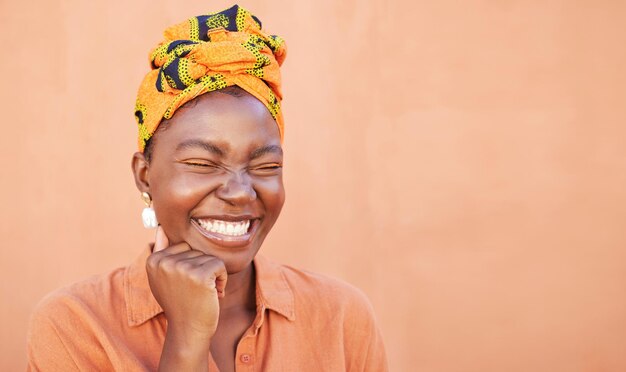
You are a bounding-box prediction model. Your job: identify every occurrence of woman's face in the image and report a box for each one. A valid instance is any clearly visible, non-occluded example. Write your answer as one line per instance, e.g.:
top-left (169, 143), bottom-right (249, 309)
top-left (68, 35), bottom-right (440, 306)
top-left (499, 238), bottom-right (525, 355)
top-left (133, 90), bottom-right (285, 274)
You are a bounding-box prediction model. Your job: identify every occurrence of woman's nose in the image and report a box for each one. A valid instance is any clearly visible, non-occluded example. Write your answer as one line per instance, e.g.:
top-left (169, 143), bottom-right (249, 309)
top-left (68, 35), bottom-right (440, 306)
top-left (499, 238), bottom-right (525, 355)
top-left (215, 172), bottom-right (256, 205)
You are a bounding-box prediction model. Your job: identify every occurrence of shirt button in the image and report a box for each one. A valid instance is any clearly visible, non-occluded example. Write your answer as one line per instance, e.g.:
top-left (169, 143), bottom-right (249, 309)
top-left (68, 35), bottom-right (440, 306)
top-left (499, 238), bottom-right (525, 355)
top-left (240, 354), bottom-right (252, 363)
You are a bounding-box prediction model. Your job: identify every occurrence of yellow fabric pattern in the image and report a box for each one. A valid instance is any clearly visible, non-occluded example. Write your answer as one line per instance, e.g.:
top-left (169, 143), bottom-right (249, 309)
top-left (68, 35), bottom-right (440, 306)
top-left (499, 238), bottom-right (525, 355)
top-left (134, 5), bottom-right (287, 151)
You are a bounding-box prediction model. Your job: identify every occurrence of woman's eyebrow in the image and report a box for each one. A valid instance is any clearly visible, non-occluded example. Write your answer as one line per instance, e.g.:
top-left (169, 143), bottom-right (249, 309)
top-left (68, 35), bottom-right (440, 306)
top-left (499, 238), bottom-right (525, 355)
top-left (175, 139), bottom-right (226, 156)
top-left (250, 145), bottom-right (283, 160)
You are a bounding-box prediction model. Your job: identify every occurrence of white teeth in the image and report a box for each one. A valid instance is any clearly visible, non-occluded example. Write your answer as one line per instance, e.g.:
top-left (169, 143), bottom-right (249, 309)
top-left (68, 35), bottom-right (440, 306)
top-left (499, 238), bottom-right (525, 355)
top-left (196, 218), bottom-right (251, 237)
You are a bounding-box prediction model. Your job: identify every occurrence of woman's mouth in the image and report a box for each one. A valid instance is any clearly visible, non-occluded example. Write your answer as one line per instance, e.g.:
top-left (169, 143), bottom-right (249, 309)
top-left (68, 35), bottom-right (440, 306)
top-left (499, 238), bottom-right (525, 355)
top-left (197, 218), bottom-right (250, 236)
top-left (191, 217), bottom-right (258, 247)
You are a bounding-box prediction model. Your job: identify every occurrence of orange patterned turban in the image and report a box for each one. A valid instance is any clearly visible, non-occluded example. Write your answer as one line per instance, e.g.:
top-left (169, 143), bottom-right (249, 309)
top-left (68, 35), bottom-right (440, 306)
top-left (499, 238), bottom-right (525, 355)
top-left (134, 4), bottom-right (287, 152)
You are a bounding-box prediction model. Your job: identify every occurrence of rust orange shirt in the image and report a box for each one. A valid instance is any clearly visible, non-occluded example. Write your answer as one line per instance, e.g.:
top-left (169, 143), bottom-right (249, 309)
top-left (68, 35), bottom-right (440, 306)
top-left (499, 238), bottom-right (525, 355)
top-left (27, 246), bottom-right (388, 371)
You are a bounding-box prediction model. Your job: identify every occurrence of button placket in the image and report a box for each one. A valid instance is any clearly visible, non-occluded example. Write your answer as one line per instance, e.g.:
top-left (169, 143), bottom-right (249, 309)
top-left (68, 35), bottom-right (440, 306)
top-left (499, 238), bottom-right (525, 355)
top-left (235, 335), bottom-right (256, 371)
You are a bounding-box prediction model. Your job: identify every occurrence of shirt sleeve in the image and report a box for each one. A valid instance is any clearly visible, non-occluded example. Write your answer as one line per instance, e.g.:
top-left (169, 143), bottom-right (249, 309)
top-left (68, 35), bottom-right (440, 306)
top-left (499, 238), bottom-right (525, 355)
top-left (26, 296), bottom-right (81, 372)
top-left (343, 289), bottom-right (389, 372)
top-left (362, 315), bottom-right (389, 372)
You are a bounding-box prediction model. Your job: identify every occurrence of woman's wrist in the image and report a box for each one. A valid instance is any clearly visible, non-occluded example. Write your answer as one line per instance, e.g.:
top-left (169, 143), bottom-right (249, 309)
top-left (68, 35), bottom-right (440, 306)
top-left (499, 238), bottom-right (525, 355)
top-left (158, 324), bottom-right (212, 371)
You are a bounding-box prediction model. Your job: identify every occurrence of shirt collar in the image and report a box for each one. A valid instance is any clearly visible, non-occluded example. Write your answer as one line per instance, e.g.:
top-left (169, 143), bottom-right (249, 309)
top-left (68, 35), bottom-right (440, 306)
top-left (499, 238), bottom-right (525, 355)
top-left (124, 245), bottom-right (162, 327)
top-left (124, 245), bottom-right (295, 327)
top-left (253, 254), bottom-right (296, 321)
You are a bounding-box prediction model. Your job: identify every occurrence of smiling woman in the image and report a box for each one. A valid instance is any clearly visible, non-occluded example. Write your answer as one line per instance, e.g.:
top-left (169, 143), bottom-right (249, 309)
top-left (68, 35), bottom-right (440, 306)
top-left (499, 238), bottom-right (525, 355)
top-left (26, 5), bottom-right (387, 372)
top-left (133, 89), bottom-right (285, 273)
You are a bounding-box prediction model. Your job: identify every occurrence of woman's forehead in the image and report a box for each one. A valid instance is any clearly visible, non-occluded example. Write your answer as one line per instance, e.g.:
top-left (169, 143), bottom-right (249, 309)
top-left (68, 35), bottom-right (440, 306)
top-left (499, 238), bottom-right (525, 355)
top-left (154, 92), bottom-right (281, 155)
top-left (173, 137), bottom-right (283, 160)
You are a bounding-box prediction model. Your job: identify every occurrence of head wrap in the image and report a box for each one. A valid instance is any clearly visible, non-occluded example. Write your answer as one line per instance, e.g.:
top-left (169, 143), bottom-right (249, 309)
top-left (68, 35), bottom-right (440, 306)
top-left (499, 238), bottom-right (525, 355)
top-left (134, 4), bottom-right (287, 152)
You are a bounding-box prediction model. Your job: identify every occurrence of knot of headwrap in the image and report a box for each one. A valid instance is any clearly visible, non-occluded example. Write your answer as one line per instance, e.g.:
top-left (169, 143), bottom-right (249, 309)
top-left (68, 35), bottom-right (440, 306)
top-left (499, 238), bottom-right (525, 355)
top-left (134, 4), bottom-right (287, 151)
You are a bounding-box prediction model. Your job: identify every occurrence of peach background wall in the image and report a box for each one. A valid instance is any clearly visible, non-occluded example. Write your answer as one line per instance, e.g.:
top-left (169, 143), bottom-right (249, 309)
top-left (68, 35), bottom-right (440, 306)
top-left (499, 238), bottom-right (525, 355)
top-left (1, 1), bottom-right (625, 371)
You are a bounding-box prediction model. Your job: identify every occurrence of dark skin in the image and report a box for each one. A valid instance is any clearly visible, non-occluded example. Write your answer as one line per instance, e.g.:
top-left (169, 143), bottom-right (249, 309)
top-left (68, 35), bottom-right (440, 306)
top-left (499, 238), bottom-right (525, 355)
top-left (131, 89), bottom-right (285, 372)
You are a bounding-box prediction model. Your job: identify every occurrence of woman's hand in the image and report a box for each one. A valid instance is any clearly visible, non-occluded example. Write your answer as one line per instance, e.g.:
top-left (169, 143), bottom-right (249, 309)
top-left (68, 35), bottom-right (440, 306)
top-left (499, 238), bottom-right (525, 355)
top-left (146, 226), bottom-right (227, 371)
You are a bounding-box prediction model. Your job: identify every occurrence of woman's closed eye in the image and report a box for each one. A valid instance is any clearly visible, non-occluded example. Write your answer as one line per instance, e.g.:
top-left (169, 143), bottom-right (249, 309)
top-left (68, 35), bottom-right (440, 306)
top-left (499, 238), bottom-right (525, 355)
top-left (257, 163), bottom-right (281, 169)
top-left (250, 163), bottom-right (282, 175)
top-left (186, 162), bottom-right (212, 167)
top-left (178, 159), bottom-right (220, 170)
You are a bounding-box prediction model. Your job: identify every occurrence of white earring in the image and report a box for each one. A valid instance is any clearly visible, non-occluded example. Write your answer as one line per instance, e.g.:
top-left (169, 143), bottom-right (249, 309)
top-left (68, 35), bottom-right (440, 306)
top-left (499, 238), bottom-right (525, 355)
top-left (141, 192), bottom-right (158, 229)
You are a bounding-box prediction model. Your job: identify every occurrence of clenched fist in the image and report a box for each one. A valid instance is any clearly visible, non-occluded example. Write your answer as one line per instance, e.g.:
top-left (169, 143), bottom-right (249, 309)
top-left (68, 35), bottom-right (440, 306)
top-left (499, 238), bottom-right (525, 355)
top-left (147, 226), bottom-right (228, 370)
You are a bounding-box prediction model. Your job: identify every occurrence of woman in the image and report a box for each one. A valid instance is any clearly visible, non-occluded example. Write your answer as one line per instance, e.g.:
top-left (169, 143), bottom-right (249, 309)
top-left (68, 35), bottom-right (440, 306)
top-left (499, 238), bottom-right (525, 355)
top-left (27, 5), bottom-right (387, 371)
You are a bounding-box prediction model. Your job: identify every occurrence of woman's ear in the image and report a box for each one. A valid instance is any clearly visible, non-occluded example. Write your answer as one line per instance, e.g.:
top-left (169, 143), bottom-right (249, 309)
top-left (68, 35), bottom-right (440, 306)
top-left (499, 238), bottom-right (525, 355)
top-left (131, 152), bottom-right (150, 193)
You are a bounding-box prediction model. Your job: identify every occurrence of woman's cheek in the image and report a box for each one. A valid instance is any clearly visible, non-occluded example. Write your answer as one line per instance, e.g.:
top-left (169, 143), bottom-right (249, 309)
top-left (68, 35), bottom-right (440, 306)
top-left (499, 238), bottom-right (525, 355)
top-left (153, 174), bottom-right (220, 239)
top-left (169, 172), bottom-right (222, 201)
top-left (255, 176), bottom-right (285, 213)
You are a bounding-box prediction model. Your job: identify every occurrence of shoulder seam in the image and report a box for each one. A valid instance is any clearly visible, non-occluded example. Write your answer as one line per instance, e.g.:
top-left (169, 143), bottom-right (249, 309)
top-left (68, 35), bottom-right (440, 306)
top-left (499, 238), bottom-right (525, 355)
top-left (38, 313), bottom-right (81, 371)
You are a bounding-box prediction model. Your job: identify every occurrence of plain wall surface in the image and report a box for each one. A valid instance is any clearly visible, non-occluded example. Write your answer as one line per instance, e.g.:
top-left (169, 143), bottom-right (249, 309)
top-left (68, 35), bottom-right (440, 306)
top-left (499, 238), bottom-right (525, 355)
top-left (1, 1), bottom-right (626, 370)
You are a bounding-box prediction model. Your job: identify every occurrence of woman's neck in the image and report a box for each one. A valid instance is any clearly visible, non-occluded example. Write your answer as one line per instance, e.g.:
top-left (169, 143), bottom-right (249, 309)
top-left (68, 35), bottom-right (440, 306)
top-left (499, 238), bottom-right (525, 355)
top-left (218, 263), bottom-right (256, 315)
